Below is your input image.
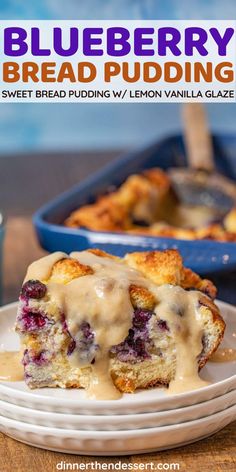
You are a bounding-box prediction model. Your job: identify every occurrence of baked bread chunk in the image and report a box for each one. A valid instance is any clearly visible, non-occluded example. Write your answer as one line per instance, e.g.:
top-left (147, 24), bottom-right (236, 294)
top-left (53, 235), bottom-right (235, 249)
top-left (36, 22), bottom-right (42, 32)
top-left (65, 168), bottom-right (236, 242)
top-left (16, 249), bottom-right (225, 398)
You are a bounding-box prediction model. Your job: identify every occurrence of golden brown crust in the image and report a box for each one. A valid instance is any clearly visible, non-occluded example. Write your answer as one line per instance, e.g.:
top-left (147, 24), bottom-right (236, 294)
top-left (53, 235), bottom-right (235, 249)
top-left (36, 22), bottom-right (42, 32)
top-left (181, 268), bottom-right (217, 299)
top-left (224, 207), bottom-right (236, 233)
top-left (128, 224), bottom-right (196, 241)
top-left (49, 249), bottom-right (217, 300)
top-left (87, 248), bottom-right (119, 260)
top-left (118, 168), bottom-right (171, 206)
top-left (129, 284), bottom-right (156, 310)
top-left (195, 224), bottom-right (236, 242)
top-left (197, 295), bottom-right (226, 369)
top-left (113, 374), bottom-right (170, 393)
top-left (143, 168), bottom-right (171, 190)
top-left (64, 168), bottom-right (173, 231)
top-left (64, 167), bottom-right (236, 242)
top-left (50, 257), bottom-right (93, 284)
top-left (64, 195), bottom-right (131, 232)
top-left (112, 376), bottom-right (136, 393)
top-left (125, 249), bottom-right (183, 286)
top-left (199, 295), bottom-right (224, 326)
top-left (125, 250), bottom-right (217, 299)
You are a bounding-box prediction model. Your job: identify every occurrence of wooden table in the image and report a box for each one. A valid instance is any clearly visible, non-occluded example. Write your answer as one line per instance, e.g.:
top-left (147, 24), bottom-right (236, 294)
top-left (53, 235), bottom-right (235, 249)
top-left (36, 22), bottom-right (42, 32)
top-left (0, 152), bottom-right (235, 472)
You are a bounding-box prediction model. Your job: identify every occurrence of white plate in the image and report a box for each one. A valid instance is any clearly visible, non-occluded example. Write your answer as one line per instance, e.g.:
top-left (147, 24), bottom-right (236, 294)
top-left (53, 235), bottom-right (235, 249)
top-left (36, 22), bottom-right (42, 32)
top-left (0, 405), bottom-right (236, 455)
top-left (0, 389), bottom-right (235, 430)
top-left (0, 301), bottom-right (236, 415)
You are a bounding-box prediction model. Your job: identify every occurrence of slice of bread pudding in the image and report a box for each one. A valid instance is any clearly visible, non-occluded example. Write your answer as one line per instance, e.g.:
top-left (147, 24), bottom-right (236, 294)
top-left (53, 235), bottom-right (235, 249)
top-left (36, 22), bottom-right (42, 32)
top-left (16, 249), bottom-right (225, 399)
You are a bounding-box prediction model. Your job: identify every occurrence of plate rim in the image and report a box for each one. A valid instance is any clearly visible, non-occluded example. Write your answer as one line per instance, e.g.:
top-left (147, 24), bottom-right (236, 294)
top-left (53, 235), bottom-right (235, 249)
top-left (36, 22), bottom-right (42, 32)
top-left (0, 387), bottom-right (235, 421)
top-left (0, 300), bottom-right (235, 410)
top-left (0, 403), bottom-right (236, 437)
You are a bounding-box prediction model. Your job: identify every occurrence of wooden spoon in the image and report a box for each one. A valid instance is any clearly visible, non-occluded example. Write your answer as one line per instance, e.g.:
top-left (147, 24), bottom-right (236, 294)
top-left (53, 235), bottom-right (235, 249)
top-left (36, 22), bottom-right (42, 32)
top-left (169, 103), bottom-right (236, 218)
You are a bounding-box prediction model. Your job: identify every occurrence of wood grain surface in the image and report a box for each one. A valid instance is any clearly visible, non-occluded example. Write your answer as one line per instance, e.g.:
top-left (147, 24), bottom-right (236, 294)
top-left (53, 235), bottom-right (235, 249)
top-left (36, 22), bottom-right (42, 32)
top-left (0, 151), bottom-right (235, 472)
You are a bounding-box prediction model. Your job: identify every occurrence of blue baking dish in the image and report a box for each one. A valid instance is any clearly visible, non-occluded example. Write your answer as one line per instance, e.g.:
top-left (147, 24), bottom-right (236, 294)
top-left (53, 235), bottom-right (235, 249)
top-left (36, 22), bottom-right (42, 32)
top-left (33, 133), bottom-right (236, 274)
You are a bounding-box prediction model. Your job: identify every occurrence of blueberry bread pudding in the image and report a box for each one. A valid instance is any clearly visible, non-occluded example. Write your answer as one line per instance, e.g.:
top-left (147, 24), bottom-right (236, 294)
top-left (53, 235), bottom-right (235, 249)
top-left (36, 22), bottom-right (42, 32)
top-left (65, 168), bottom-right (236, 242)
top-left (16, 249), bottom-right (225, 399)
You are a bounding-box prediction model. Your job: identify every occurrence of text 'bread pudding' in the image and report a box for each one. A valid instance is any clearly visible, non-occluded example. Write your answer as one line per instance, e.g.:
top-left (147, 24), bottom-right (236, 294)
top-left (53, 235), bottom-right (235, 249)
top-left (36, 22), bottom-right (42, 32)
top-left (16, 249), bottom-right (225, 399)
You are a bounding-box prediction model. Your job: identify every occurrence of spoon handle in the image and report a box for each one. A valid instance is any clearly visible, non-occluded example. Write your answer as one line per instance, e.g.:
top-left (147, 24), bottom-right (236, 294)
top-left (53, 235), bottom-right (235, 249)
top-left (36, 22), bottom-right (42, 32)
top-left (182, 103), bottom-right (215, 172)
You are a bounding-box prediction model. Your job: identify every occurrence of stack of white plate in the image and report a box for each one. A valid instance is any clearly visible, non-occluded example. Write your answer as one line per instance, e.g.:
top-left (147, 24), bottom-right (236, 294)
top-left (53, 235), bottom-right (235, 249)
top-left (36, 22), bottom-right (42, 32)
top-left (0, 301), bottom-right (236, 455)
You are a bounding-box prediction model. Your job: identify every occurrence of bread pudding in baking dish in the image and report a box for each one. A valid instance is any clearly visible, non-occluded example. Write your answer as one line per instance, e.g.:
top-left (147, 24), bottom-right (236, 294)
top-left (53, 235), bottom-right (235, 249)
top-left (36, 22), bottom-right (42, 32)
top-left (16, 249), bottom-right (225, 399)
top-left (65, 168), bottom-right (236, 242)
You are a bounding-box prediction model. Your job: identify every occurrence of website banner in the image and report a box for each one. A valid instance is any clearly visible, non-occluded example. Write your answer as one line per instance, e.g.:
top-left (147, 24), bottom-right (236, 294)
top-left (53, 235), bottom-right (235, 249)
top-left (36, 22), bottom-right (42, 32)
top-left (0, 20), bottom-right (235, 102)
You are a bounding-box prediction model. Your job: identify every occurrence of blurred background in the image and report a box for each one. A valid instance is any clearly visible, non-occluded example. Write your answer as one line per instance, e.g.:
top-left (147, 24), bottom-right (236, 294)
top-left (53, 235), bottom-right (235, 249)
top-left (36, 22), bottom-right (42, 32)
top-left (0, 0), bottom-right (236, 304)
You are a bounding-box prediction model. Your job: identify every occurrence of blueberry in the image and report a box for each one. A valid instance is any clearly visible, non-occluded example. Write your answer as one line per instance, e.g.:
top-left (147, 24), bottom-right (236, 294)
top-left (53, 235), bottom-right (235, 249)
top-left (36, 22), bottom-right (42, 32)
top-left (61, 314), bottom-right (68, 332)
top-left (126, 329), bottom-right (135, 347)
top-left (32, 351), bottom-right (48, 366)
top-left (109, 309), bottom-right (155, 363)
top-left (67, 339), bottom-right (76, 356)
top-left (66, 321), bottom-right (97, 363)
top-left (21, 280), bottom-right (47, 299)
top-left (23, 349), bottom-right (49, 366)
top-left (80, 322), bottom-right (94, 340)
top-left (18, 308), bottom-right (52, 332)
top-left (133, 309), bottom-right (153, 330)
top-left (157, 319), bottom-right (169, 331)
top-left (134, 337), bottom-right (146, 356)
top-left (22, 349), bottom-right (29, 366)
